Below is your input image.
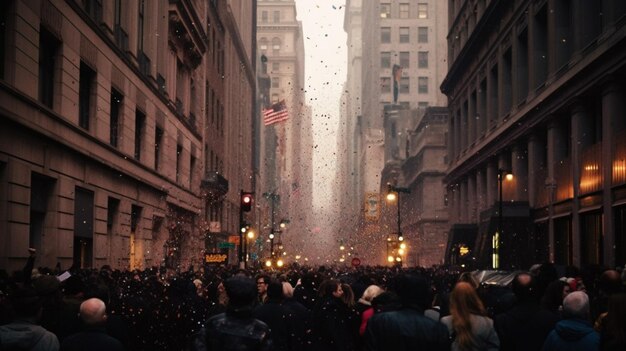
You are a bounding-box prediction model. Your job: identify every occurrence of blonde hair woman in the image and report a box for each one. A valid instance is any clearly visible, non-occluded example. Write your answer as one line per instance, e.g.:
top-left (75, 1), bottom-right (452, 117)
top-left (441, 282), bottom-right (499, 351)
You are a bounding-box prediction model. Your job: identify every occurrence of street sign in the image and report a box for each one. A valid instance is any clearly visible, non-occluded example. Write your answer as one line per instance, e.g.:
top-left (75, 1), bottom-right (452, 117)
top-left (218, 242), bottom-right (235, 249)
top-left (351, 257), bottom-right (361, 267)
top-left (205, 253), bottom-right (228, 264)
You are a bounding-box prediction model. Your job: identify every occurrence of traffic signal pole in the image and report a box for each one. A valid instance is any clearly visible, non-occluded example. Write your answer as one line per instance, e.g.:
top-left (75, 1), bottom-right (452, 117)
top-left (239, 190), bottom-right (244, 268)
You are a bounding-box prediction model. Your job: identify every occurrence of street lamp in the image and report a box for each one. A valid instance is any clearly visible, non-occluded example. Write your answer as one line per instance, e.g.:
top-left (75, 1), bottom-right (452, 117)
top-left (495, 168), bottom-right (513, 269)
top-left (386, 183), bottom-right (411, 242)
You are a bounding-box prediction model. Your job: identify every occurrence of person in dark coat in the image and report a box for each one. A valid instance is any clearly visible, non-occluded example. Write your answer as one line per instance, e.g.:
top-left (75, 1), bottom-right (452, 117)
top-left (60, 298), bottom-right (124, 351)
top-left (0, 286), bottom-right (59, 351)
top-left (597, 292), bottom-right (626, 351)
top-left (541, 291), bottom-right (599, 351)
top-left (310, 279), bottom-right (356, 351)
top-left (253, 280), bottom-right (293, 351)
top-left (494, 272), bottom-right (560, 351)
top-left (193, 276), bottom-right (272, 351)
top-left (363, 274), bottom-right (450, 351)
top-left (280, 281), bottom-right (311, 350)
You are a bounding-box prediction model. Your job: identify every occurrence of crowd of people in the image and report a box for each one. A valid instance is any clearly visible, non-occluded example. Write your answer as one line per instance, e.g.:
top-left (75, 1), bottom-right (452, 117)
top-left (1, 250), bottom-right (625, 350)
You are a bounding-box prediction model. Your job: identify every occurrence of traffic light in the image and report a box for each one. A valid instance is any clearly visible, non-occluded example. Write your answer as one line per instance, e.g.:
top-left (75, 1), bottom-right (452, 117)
top-left (241, 192), bottom-right (253, 212)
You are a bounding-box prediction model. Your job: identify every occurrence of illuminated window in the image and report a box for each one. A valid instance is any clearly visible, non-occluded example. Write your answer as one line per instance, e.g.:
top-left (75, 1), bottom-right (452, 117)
top-left (418, 3), bottom-right (428, 18)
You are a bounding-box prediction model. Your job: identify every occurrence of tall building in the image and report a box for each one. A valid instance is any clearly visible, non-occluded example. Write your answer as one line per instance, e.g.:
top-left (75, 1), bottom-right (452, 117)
top-left (442, 0), bottom-right (626, 269)
top-left (0, 0), bottom-right (256, 272)
top-left (256, 0), bottom-right (310, 260)
top-left (342, 0), bottom-right (448, 265)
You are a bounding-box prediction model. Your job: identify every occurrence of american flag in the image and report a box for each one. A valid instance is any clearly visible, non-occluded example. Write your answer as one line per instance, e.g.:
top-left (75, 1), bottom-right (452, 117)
top-left (263, 100), bottom-right (289, 126)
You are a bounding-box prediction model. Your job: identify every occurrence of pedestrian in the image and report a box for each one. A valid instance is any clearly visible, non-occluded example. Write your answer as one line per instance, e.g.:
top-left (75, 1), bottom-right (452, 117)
top-left (60, 298), bottom-right (124, 351)
top-left (356, 285), bottom-right (384, 336)
top-left (192, 276), bottom-right (272, 351)
top-left (363, 274), bottom-right (450, 351)
top-left (597, 292), bottom-right (626, 351)
top-left (541, 290), bottom-right (599, 351)
top-left (256, 274), bottom-right (270, 304)
top-left (494, 272), bottom-right (560, 351)
top-left (441, 282), bottom-right (499, 351)
top-left (253, 280), bottom-right (293, 351)
top-left (0, 286), bottom-right (60, 351)
top-left (310, 279), bottom-right (356, 350)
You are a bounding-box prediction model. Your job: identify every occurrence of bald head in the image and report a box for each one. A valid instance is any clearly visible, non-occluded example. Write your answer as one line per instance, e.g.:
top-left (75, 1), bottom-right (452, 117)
top-left (562, 291), bottom-right (589, 319)
top-left (79, 298), bottom-right (107, 326)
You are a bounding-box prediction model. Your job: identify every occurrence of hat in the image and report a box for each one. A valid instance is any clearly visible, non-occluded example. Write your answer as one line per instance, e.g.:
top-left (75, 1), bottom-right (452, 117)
top-left (33, 275), bottom-right (60, 296)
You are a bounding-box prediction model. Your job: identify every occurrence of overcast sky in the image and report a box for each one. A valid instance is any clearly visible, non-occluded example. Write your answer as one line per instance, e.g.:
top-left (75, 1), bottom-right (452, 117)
top-left (295, 1), bottom-right (347, 210)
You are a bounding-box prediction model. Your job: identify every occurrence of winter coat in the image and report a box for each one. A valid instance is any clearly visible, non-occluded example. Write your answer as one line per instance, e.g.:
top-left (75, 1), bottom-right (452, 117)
top-left (542, 318), bottom-right (599, 351)
top-left (60, 327), bottom-right (124, 351)
top-left (192, 307), bottom-right (272, 351)
top-left (0, 321), bottom-right (60, 351)
top-left (310, 296), bottom-right (357, 351)
top-left (441, 314), bottom-right (500, 351)
top-left (494, 301), bottom-right (560, 351)
top-left (363, 308), bottom-right (450, 351)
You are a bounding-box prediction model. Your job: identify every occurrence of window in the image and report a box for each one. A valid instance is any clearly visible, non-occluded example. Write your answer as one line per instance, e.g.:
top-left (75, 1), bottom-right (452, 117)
top-left (113, 0), bottom-right (128, 50)
top-left (0, 1), bottom-right (6, 78)
top-left (110, 88), bottom-right (123, 147)
top-left (399, 52), bottom-right (410, 68)
top-left (176, 144), bottom-right (183, 183)
top-left (418, 77), bottom-right (428, 93)
top-left (261, 11), bottom-right (268, 23)
top-left (418, 51), bottom-right (428, 68)
top-left (271, 93), bottom-right (279, 103)
top-left (418, 101), bottom-right (429, 110)
top-left (83, 0), bottom-right (103, 23)
top-left (259, 38), bottom-right (268, 51)
top-left (399, 27), bottom-right (410, 43)
top-left (131, 205), bottom-right (142, 233)
top-left (399, 3), bottom-right (409, 18)
top-left (272, 37), bottom-right (281, 53)
top-left (190, 155), bottom-right (196, 189)
top-left (272, 62), bottom-right (280, 72)
top-left (273, 10), bottom-right (280, 23)
top-left (39, 27), bottom-right (60, 108)
top-left (381, 27), bottom-right (391, 43)
top-left (134, 109), bottom-right (145, 160)
top-left (79, 61), bottom-right (96, 130)
top-left (154, 126), bottom-right (163, 170)
top-left (107, 197), bottom-right (120, 235)
top-left (137, 0), bottom-right (144, 53)
top-left (380, 3), bottom-right (391, 18)
top-left (418, 27), bottom-right (428, 43)
top-left (272, 77), bottom-right (279, 88)
top-left (400, 77), bottom-right (410, 93)
top-left (381, 77), bottom-right (391, 93)
top-left (418, 3), bottom-right (428, 18)
top-left (381, 52), bottom-right (391, 68)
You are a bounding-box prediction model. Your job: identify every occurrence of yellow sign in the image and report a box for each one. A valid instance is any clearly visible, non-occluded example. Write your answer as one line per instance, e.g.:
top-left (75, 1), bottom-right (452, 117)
top-left (205, 253), bottom-right (228, 264)
top-left (364, 193), bottom-right (380, 221)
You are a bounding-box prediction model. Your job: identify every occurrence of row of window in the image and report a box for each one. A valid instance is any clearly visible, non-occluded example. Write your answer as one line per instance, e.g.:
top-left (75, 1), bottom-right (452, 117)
top-left (258, 37), bottom-right (282, 54)
top-left (259, 10), bottom-right (282, 23)
top-left (381, 2), bottom-right (429, 19)
top-left (380, 76), bottom-right (429, 94)
top-left (380, 51), bottom-right (429, 69)
top-left (381, 26), bottom-right (429, 44)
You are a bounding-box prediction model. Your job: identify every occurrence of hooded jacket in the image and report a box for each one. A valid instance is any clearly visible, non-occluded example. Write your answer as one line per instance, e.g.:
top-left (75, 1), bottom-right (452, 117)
top-left (541, 318), bottom-right (599, 351)
top-left (0, 321), bottom-right (60, 351)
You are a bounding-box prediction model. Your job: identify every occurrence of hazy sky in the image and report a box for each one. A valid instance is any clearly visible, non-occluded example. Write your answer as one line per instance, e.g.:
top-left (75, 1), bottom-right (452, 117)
top-left (295, 1), bottom-right (347, 209)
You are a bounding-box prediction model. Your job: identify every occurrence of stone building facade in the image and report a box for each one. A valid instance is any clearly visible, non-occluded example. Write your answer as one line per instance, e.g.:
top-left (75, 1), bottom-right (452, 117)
top-left (0, 0), bottom-right (256, 272)
top-left (442, 0), bottom-right (626, 269)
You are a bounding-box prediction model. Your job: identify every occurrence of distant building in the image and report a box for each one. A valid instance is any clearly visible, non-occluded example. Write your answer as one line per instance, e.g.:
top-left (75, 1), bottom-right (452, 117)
top-left (442, 0), bottom-right (626, 269)
top-left (0, 0), bottom-right (256, 272)
top-left (256, 0), bottom-right (311, 260)
top-left (342, 0), bottom-right (448, 265)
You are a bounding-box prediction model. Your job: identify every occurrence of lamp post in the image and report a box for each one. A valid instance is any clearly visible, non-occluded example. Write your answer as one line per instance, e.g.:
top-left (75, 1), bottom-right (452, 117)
top-left (386, 183), bottom-right (410, 241)
top-left (496, 169), bottom-right (513, 269)
top-left (263, 192), bottom-right (280, 260)
top-left (386, 183), bottom-right (410, 265)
